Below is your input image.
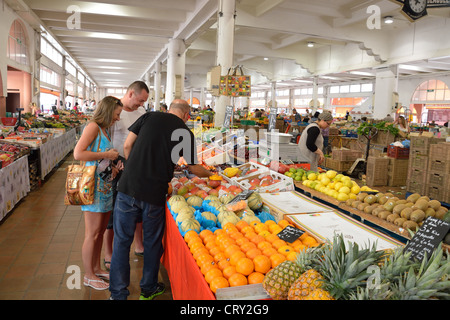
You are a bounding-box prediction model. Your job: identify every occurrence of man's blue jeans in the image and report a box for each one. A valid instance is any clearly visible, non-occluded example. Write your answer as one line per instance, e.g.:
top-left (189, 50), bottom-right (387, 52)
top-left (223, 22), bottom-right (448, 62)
top-left (109, 192), bottom-right (166, 300)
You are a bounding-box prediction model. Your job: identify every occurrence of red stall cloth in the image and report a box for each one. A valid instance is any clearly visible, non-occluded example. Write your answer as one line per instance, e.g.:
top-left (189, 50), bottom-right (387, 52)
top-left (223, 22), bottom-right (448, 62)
top-left (162, 205), bottom-right (215, 300)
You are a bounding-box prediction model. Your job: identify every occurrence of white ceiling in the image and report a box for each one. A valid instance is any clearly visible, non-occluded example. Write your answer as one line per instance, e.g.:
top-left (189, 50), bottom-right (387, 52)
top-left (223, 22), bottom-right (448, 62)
top-left (11, 0), bottom-right (450, 91)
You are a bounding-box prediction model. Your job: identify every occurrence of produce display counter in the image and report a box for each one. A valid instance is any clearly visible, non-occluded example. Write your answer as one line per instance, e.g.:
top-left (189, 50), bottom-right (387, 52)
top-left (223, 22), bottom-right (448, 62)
top-left (162, 205), bottom-right (215, 300)
top-left (0, 156), bottom-right (30, 222)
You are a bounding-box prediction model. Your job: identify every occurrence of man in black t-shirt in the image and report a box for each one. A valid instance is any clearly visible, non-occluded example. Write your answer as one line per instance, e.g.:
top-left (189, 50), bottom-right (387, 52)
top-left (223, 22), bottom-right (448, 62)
top-left (109, 99), bottom-right (212, 300)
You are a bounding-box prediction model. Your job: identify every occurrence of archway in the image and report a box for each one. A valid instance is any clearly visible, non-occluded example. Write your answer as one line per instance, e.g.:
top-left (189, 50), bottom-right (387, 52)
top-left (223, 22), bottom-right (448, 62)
top-left (410, 79), bottom-right (450, 125)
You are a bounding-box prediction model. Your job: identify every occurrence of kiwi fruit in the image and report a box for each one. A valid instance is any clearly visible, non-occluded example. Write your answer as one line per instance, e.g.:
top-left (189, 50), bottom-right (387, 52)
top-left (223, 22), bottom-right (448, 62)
top-left (364, 205), bottom-right (375, 214)
top-left (413, 199), bottom-right (428, 211)
top-left (374, 192), bottom-right (384, 199)
top-left (428, 200), bottom-right (441, 211)
top-left (403, 220), bottom-right (419, 231)
top-left (378, 196), bottom-right (389, 205)
top-left (356, 193), bottom-right (368, 202)
top-left (417, 196), bottom-right (430, 202)
top-left (393, 204), bottom-right (407, 215)
top-left (387, 213), bottom-right (400, 223)
top-left (406, 193), bottom-right (421, 203)
top-left (425, 208), bottom-right (436, 217)
top-left (352, 201), bottom-right (362, 209)
top-left (384, 193), bottom-right (394, 198)
top-left (378, 211), bottom-right (391, 220)
top-left (404, 202), bottom-right (414, 208)
top-left (410, 209), bottom-right (426, 223)
top-left (435, 207), bottom-right (448, 219)
top-left (346, 199), bottom-right (356, 207)
top-left (383, 200), bottom-right (396, 212)
top-left (395, 200), bottom-right (407, 205)
top-left (372, 207), bottom-right (385, 217)
top-left (401, 207), bottom-right (413, 220)
top-left (364, 195), bottom-right (377, 204)
top-left (394, 217), bottom-right (407, 226)
top-left (357, 203), bottom-right (370, 211)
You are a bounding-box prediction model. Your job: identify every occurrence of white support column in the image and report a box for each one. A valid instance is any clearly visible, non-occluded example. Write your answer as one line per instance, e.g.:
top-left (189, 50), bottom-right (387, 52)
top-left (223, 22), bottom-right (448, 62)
top-left (215, 0), bottom-right (236, 127)
top-left (154, 62), bottom-right (161, 110)
top-left (165, 39), bottom-right (186, 105)
top-left (373, 66), bottom-right (398, 120)
top-left (200, 87), bottom-right (206, 109)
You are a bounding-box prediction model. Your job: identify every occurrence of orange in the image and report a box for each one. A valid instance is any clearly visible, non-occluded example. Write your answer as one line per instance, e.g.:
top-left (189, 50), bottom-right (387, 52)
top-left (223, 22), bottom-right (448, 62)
top-left (235, 237), bottom-right (249, 246)
top-left (219, 239), bottom-right (236, 252)
top-left (209, 246), bottom-right (222, 257)
top-left (205, 240), bottom-right (219, 251)
top-left (224, 244), bottom-right (241, 258)
top-left (299, 232), bottom-right (311, 241)
top-left (236, 220), bottom-right (249, 231)
top-left (244, 231), bottom-right (258, 240)
top-left (250, 235), bottom-right (265, 245)
top-left (223, 222), bottom-right (238, 234)
top-left (193, 247), bottom-right (210, 260)
top-left (272, 239), bottom-right (287, 250)
top-left (228, 273), bottom-right (248, 287)
top-left (302, 236), bottom-right (318, 247)
top-left (210, 276), bottom-right (229, 293)
top-left (187, 236), bottom-right (203, 248)
top-left (184, 230), bottom-right (199, 243)
top-left (214, 229), bottom-right (226, 236)
top-left (240, 241), bottom-right (256, 253)
top-left (196, 253), bottom-right (214, 268)
top-left (254, 223), bottom-right (268, 234)
top-left (265, 233), bottom-right (279, 244)
top-left (249, 220), bottom-right (260, 228)
top-left (229, 251), bottom-right (246, 266)
top-left (262, 247), bottom-right (278, 258)
top-left (264, 220), bottom-right (276, 226)
top-left (189, 241), bottom-right (205, 254)
top-left (270, 253), bottom-right (286, 268)
top-left (291, 239), bottom-right (303, 248)
top-left (205, 267), bottom-right (223, 284)
top-left (286, 251), bottom-right (298, 261)
top-left (253, 254), bottom-right (271, 274)
top-left (278, 245), bottom-right (295, 256)
top-left (217, 259), bottom-right (231, 271)
top-left (294, 243), bottom-right (307, 252)
top-left (270, 225), bottom-right (283, 234)
top-left (201, 261), bottom-right (218, 275)
top-left (278, 219), bottom-right (291, 228)
top-left (199, 229), bottom-right (213, 241)
top-left (241, 226), bottom-right (254, 235)
top-left (248, 272), bottom-right (265, 284)
top-left (246, 248), bottom-right (262, 260)
top-left (258, 230), bottom-right (271, 238)
top-left (222, 265), bottom-right (237, 279)
top-left (213, 252), bottom-right (227, 263)
top-left (203, 234), bottom-right (217, 245)
top-left (236, 257), bottom-right (254, 276)
top-left (229, 231), bottom-right (244, 241)
top-left (257, 241), bottom-right (272, 251)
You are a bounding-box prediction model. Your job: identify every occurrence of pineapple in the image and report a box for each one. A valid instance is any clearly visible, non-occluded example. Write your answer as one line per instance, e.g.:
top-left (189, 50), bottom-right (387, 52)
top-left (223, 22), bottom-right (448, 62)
top-left (262, 260), bottom-right (302, 300)
top-left (287, 269), bottom-right (328, 300)
top-left (306, 288), bottom-right (335, 300)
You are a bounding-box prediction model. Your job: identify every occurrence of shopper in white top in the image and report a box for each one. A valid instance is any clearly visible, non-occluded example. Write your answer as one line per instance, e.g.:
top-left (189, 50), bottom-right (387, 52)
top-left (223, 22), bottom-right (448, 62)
top-left (103, 81), bottom-right (149, 271)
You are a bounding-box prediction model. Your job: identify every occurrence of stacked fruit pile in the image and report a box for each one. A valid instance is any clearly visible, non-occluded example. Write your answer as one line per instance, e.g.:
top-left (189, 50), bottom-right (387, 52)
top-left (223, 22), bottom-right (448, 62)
top-left (171, 175), bottom-right (243, 199)
top-left (345, 192), bottom-right (450, 234)
top-left (182, 218), bottom-right (320, 294)
top-left (262, 233), bottom-right (450, 300)
top-left (300, 170), bottom-right (377, 202)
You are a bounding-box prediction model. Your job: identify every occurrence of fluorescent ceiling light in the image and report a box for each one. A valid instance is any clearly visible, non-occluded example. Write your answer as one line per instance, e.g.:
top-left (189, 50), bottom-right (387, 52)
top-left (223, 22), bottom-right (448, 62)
top-left (89, 32), bottom-right (126, 40)
top-left (95, 66), bottom-right (126, 70)
top-left (349, 71), bottom-right (374, 76)
top-left (264, 57), bottom-right (269, 61)
top-left (384, 16), bottom-right (394, 24)
top-left (307, 42), bottom-right (314, 48)
top-left (101, 71), bottom-right (122, 75)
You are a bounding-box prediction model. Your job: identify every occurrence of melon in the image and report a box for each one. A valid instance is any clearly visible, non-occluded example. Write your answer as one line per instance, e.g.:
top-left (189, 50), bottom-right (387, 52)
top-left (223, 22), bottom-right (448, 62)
top-left (180, 218), bottom-right (201, 233)
top-left (201, 211), bottom-right (217, 224)
top-left (168, 195), bottom-right (186, 206)
top-left (187, 196), bottom-right (203, 207)
top-left (247, 192), bottom-right (263, 210)
top-left (221, 214), bottom-right (240, 226)
top-left (220, 193), bottom-right (234, 205)
top-left (241, 214), bottom-right (261, 225)
top-left (170, 200), bottom-right (189, 214)
top-left (236, 207), bottom-right (255, 218)
top-left (178, 206), bottom-right (196, 216)
top-left (208, 201), bottom-right (224, 210)
top-left (176, 212), bottom-right (195, 224)
top-left (204, 195), bottom-right (220, 202)
top-left (218, 211), bottom-right (238, 224)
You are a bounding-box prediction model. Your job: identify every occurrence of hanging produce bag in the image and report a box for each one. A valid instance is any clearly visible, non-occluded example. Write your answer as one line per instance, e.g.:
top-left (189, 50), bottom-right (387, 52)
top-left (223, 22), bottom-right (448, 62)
top-left (219, 66), bottom-right (251, 97)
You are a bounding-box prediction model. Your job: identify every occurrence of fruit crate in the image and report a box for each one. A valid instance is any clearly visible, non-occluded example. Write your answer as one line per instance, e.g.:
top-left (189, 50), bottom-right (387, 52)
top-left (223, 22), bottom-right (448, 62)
top-left (410, 136), bottom-right (446, 153)
top-left (426, 184), bottom-right (450, 203)
top-left (428, 158), bottom-right (450, 175)
top-left (387, 145), bottom-right (409, 159)
top-left (228, 162), bottom-right (270, 182)
top-left (324, 158), bottom-right (353, 172)
top-left (331, 148), bottom-right (363, 161)
top-left (406, 179), bottom-right (426, 195)
top-left (429, 142), bottom-right (450, 161)
top-left (409, 150), bottom-right (429, 170)
top-left (426, 172), bottom-right (449, 186)
top-left (1, 117), bottom-right (17, 126)
top-left (237, 170), bottom-right (294, 193)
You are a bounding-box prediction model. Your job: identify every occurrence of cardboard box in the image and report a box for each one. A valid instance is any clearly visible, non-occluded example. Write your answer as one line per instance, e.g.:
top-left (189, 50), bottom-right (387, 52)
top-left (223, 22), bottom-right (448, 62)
top-left (429, 142), bottom-right (450, 161)
top-left (331, 148), bottom-right (363, 161)
top-left (387, 158), bottom-right (409, 186)
top-left (366, 156), bottom-right (389, 186)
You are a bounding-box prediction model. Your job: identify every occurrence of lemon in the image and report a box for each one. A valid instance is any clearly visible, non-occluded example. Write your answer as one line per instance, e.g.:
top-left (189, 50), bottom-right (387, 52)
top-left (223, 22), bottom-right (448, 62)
top-left (351, 185), bottom-right (361, 194)
top-left (349, 193), bottom-right (357, 199)
top-left (343, 180), bottom-right (353, 188)
top-left (338, 186), bottom-right (351, 194)
top-left (337, 193), bottom-right (349, 202)
top-left (334, 174), bottom-right (344, 182)
top-left (326, 170), bottom-right (337, 179)
top-left (321, 177), bottom-right (331, 186)
top-left (334, 182), bottom-right (343, 191)
top-left (308, 173), bottom-right (317, 181)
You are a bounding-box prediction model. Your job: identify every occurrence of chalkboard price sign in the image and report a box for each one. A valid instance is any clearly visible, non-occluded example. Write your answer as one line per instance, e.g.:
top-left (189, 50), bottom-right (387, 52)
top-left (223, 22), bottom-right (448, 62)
top-left (277, 225), bottom-right (305, 243)
top-left (403, 216), bottom-right (450, 261)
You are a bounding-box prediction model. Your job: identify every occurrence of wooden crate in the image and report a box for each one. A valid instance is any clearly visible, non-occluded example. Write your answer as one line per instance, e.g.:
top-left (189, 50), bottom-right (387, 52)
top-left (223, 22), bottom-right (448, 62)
top-left (407, 179), bottom-right (426, 195)
top-left (331, 148), bottom-right (363, 161)
top-left (428, 158), bottom-right (450, 175)
top-left (324, 157), bottom-right (354, 172)
top-left (429, 142), bottom-right (450, 161)
top-left (366, 156), bottom-right (389, 187)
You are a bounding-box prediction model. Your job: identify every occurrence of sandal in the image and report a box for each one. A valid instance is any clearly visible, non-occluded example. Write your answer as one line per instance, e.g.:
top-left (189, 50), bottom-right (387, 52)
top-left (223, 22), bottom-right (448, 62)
top-left (95, 272), bottom-right (110, 281)
top-left (84, 276), bottom-right (109, 290)
top-left (103, 259), bottom-right (111, 271)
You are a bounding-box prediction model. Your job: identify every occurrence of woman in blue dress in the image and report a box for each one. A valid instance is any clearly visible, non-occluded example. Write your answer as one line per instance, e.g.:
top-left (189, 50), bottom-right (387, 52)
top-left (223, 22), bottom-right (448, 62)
top-left (74, 96), bottom-right (123, 290)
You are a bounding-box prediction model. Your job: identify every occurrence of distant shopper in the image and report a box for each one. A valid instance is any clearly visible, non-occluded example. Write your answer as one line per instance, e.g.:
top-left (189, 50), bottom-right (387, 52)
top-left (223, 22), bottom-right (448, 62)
top-left (297, 111), bottom-right (333, 171)
top-left (384, 114), bottom-right (394, 122)
top-left (395, 116), bottom-right (409, 133)
top-left (109, 99), bottom-right (212, 300)
top-left (73, 96), bottom-right (123, 290)
top-left (292, 108), bottom-right (302, 122)
top-left (254, 109), bottom-right (263, 118)
top-left (103, 81), bottom-right (150, 272)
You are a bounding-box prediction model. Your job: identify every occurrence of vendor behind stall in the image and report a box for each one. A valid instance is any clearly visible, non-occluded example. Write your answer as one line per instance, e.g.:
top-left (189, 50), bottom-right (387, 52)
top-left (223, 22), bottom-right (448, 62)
top-left (297, 111), bottom-right (333, 171)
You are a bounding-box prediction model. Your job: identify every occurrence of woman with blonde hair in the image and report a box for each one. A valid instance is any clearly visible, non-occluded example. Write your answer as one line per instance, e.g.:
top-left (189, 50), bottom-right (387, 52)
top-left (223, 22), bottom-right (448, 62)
top-left (74, 96), bottom-right (123, 290)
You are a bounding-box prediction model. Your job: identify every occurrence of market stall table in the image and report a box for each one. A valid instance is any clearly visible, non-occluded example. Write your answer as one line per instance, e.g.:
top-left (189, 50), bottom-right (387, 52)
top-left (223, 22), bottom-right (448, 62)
top-left (162, 205), bottom-right (215, 300)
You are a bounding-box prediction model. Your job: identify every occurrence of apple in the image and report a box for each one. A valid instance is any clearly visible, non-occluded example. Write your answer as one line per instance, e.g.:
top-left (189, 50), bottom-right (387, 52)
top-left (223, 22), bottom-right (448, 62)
top-left (177, 186), bottom-right (188, 196)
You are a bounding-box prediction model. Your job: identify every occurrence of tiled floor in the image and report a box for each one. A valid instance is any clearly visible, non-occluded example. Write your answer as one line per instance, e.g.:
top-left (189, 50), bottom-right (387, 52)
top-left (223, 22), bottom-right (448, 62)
top-left (0, 153), bottom-right (172, 300)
